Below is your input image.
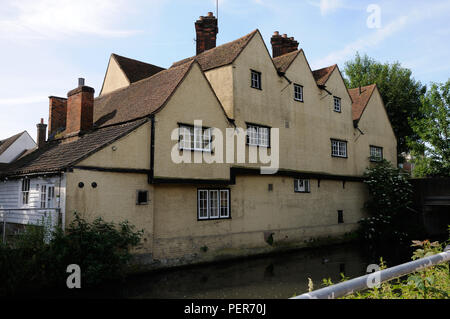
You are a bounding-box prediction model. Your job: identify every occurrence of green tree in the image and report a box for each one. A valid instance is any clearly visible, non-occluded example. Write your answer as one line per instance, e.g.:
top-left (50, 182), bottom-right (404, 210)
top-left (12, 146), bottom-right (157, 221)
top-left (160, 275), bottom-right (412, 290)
top-left (408, 80), bottom-right (450, 177)
top-left (344, 53), bottom-right (427, 161)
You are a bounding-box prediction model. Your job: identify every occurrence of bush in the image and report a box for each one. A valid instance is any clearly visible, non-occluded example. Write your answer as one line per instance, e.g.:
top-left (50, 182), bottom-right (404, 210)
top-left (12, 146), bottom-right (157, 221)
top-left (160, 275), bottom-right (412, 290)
top-left (313, 230), bottom-right (450, 299)
top-left (359, 160), bottom-right (417, 245)
top-left (0, 212), bottom-right (143, 296)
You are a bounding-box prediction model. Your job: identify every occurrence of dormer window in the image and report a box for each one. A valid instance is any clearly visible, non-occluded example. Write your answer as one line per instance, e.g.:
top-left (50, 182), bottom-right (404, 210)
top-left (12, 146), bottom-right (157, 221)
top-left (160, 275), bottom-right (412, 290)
top-left (333, 97), bottom-right (341, 112)
top-left (294, 84), bottom-right (303, 102)
top-left (251, 70), bottom-right (262, 90)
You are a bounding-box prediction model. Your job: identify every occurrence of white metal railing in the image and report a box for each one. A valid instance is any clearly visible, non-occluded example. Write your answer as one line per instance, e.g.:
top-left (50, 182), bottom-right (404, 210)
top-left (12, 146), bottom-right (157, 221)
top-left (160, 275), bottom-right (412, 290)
top-left (291, 245), bottom-right (450, 299)
top-left (0, 208), bottom-right (62, 243)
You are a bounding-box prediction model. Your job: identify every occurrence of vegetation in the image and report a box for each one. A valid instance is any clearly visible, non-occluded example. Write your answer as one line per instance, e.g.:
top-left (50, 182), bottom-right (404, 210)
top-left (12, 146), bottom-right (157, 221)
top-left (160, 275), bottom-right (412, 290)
top-left (0, 212), bottom-right (143, 296)
top-left (408, 80), bottom-right (450, 177)
top-left (316, 234), bottom-right (450, 299)
top-left (359, 160), bottom-right (420, 245)
top-left (344, 53), bottom-right (427, 161)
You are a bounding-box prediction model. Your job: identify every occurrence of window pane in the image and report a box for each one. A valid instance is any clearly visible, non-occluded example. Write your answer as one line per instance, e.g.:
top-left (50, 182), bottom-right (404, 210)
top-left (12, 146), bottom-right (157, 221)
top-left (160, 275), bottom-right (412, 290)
top-left (203, 128), bottom-right (212, 152)
top-left (198, 190), bottom-right (209, 219)
top-left (179, 126), bottom-right (192, 150)
top-left (220, 190), bottom-right (229, 218)
top-left (258, 127), bottom-right (269, 147)
top-left (209, 190), bottom-right (219, 218)
top-left (247, 126), bottom-right (258, 146)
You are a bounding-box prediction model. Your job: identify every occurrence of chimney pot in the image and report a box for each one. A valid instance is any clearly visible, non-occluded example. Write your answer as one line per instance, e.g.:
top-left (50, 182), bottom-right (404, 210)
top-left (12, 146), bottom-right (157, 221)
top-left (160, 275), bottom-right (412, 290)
top-left (271, 32), bottom-right (299, 58)
top-left (78, 78), bottom-right (85, 87)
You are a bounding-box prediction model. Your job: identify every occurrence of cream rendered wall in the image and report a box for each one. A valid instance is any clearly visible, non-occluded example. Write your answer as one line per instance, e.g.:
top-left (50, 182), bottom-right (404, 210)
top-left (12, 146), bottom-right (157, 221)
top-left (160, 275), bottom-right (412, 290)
top-left (66, 123), bottom-right (153, 252)
top-left (152, 176), bottom-right (368, 262)
top-left (65, 170), bottom-right (154, 253)
top-left (354, 88), bottom-right (397, 175)
top-left (204, 65), bottom-right (234, 119)
top-left (153, 62), bottom-right (232, 181)
top-left (230, 33), bottom-right (362, 176)
top-left (100, 57), bottom-right (130, 96)
top-left (78, 122), bottom-right (151, 170)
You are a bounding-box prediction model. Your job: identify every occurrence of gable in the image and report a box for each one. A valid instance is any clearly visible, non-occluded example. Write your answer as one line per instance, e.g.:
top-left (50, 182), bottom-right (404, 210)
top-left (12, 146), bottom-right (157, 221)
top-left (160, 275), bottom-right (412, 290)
top-left (100, 56), bottom-right (130, 96)
top-left (358, 87), bottom-right (396, 140)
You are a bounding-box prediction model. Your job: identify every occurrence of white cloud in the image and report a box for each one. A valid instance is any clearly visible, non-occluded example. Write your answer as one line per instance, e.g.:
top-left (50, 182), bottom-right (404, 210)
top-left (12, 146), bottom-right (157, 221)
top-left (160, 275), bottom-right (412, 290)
top-left (319, 0), bottom-right (344, 16)
top-left (0, 96), bottom-right (47, 106)
top-left (0, 0), bottom-right (141, 40)
top-left (314, 15), bottom-right (408, 68)
top-left (313, 1), bottom-right (450, 69)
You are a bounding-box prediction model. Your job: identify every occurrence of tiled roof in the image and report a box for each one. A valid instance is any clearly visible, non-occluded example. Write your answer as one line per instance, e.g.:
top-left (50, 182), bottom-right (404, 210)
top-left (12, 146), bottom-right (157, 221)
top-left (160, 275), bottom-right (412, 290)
top-left (272, 50), bottom-right (301, 73)
top-left (171, 30), bottom-right (258, 71)
top-left (312, 65), bottom-right (337, 86)
top-left (112, 54), bottom-right (165, 83)
top-left (94, 60), bottom-right (195, 127)
top-left (0, 131), bottom-right (24, 156)
top-left (348, 84), bottom-right (377, 121)
top-left (1, 119), bottom-right (148, 178)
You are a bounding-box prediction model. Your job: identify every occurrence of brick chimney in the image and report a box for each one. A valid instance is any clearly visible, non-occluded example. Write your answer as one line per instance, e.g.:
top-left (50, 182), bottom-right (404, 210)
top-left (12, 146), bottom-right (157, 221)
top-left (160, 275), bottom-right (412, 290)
top-left (48, 96), bottom-right (67, 138)
top-left (36, 118), bottom-right (47, 148)
top-left (66, 78), bottom-right (95, 135)
top-left (271, 31), bottom-right (299, 58)
top-left (195, 12), bottom-right (218, 55)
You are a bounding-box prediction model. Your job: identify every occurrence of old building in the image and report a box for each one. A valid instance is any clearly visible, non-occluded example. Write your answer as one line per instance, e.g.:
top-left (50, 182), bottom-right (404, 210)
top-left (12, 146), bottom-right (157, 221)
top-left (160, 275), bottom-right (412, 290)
top-left (0, 13), bottom-right (396, 268)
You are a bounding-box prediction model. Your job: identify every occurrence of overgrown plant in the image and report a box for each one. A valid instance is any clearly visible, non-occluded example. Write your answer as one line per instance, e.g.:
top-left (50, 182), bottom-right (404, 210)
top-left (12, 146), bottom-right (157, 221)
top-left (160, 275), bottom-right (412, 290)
top-left (313, 233), bottom-right (450, 299)
top-left (0, 212), bottom-right (143, 296)
top-left (359, 160), bottom-right (416, 245)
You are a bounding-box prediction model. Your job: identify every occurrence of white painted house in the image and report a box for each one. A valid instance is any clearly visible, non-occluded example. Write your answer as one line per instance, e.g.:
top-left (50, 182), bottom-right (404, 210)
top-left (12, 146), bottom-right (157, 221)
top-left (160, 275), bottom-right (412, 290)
top-left (0, 131), bottom-right (36, 164)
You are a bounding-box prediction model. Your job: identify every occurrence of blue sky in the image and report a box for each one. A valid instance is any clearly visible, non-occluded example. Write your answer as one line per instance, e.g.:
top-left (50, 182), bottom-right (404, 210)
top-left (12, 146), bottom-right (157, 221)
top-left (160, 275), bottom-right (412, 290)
top-left (1, 0), bottom-right (449, 140)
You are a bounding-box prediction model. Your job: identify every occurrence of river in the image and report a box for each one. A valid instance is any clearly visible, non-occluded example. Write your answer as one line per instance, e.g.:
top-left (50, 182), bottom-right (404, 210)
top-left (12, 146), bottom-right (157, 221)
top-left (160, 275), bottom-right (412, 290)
top-left (71, 242), bottom-right (412, 299)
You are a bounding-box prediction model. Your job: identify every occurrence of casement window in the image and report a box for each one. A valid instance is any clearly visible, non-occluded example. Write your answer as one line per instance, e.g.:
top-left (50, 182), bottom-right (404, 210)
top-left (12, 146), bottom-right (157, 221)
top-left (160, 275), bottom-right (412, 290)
top-left (331, 139), bottom-right (348, 158)
top-left (179, 124), bottom-right (212, 152)
top-left (21, 179), bottom-right (30, 205)
top-left (136, 190), bottom-right (149, 205)
top-left (294, 84), bottom-right (304, 102)
top-left (251, 70), bottom-right (262, 90)
top-left (333, 97), bottom-right (341, 112)
top-left (247, 124), bottom-right (270, 147)
top-left (294, 179), bottom-right (310, 193)
top-left (198, 189), bottom-right (230, 220)
top-left (370, 146), bottom-right (383, 162)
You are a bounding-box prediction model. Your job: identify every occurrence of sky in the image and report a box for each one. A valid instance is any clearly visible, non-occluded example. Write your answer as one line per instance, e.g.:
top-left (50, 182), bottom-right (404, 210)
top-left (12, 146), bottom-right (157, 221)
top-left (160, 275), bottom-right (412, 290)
top-left (1, 0), bottom-right (449, 140)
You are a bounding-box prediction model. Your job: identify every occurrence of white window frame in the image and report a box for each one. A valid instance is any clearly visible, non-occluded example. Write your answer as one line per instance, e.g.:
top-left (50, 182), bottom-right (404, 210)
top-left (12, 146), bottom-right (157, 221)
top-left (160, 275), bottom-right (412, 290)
top-left (247, 124), bottom-right (270, 148)
top-left (294, 84), bottom-right (303, 102)
top-left (370, 146), bottom-right (383, 162)
top-left (294, 179), bottom-right (310, 193)
top-left (333, 96), bottom-right (341, 112)
top-left (21, 179), bottom-right (30, 205)
top-left (331, 139), bottom-right (348, 158)
top-left (179, 124), bottom-right (212, 152)
top-left (251, 70), bottom-right (261, 89)
top-left (198, 189), bottom-right (230, 220)
top-left (40, 185), bottom-right (47, 208)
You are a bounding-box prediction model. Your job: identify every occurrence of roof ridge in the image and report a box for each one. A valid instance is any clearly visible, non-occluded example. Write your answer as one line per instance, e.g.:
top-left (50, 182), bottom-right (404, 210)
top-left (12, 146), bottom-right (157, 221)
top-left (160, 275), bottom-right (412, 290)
top-left (171, 29), bottom-right (259, 70)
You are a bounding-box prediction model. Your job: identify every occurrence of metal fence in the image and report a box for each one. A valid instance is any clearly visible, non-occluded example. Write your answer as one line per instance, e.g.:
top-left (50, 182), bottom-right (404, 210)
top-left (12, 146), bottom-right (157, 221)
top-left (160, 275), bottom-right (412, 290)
top-left (291, 245), bottom-right (450, 299)
top-left (0, 208), bottom-right (62, 243)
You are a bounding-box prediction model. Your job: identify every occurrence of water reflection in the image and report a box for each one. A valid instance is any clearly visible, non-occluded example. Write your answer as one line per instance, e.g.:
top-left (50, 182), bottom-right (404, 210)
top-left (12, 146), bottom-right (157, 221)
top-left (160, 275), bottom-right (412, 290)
top-left (107, 243), bottom-right (401, 299)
